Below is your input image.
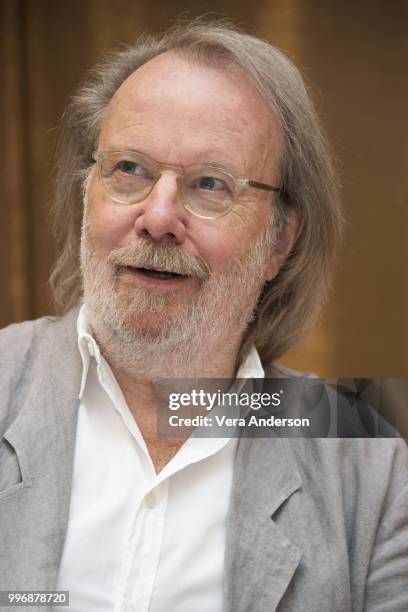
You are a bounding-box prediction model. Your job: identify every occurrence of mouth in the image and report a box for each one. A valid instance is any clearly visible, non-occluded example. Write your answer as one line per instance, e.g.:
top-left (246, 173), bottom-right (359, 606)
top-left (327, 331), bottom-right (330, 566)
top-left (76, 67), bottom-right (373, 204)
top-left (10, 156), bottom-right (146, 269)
top-left (122, 265), bottom-right (192, 290)
top-left (126, 265), bottom-right (188, 280)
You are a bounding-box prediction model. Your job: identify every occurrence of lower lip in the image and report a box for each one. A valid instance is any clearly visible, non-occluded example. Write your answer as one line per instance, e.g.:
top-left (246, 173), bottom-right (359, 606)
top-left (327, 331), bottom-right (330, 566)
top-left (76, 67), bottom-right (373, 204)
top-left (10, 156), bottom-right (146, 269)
top-left (123, 266), bottom-right (192, 291)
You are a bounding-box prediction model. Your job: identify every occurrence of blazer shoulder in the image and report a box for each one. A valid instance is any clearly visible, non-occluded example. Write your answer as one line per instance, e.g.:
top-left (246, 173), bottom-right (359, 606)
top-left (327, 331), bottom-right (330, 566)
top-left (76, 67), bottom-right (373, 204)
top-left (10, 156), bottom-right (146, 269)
top-left (0, 308), bottom-right (80, 430)
top-left (0, 315), bottom-right (59, 365)
top-left (288, 436), bottom-right (408, 502)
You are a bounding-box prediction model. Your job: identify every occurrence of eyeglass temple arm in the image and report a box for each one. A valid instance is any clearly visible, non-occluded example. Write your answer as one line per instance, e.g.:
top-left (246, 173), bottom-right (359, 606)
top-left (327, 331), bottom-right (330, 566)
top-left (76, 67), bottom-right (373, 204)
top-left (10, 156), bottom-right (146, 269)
top-left (242, 178), bottom-right (287, 201)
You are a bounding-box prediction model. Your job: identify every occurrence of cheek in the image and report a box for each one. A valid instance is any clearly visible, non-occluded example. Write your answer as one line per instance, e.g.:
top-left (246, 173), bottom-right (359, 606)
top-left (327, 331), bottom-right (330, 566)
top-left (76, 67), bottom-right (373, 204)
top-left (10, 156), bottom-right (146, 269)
top-left (198, 201), bottom-right (271, 274)
top-left (86, 188), bottom-right (135, 253)
top-left (90, 211), bottom-right (129, 252)
top-left (191, 223), bottom-right (237, 275)
top-left (192, 224), bottom-right (251, 276)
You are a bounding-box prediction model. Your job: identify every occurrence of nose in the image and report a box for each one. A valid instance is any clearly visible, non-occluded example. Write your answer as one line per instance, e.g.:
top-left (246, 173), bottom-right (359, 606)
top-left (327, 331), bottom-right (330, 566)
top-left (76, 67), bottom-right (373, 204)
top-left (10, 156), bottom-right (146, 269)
top-left (133, 173), bottom-right (187, 244)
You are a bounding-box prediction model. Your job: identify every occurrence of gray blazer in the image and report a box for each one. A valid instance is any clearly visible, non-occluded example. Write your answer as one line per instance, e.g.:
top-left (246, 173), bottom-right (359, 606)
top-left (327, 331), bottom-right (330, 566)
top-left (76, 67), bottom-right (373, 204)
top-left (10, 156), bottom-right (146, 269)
top-left (1, 308), bottom-right (407, 611)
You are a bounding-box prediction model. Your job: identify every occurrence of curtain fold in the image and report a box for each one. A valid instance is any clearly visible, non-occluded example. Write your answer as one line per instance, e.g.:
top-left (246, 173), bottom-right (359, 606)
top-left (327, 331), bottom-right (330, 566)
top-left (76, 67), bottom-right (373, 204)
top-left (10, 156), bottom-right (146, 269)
top-left (1, 0), bottom-right (31, 325)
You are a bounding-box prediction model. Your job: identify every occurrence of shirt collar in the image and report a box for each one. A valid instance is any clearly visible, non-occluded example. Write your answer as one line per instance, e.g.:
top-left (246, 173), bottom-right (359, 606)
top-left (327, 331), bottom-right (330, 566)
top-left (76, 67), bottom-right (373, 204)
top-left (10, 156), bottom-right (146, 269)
top-left (77, 304), bottom-right (265, 399)
top-left (235, 344), bottom-right (264, 379)
top-left (77, 303), bottom-right (102, 399)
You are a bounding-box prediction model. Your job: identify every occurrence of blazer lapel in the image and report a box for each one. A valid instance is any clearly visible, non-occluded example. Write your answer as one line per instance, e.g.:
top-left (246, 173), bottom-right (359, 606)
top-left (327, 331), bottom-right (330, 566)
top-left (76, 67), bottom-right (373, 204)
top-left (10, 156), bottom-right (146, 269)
top-left (224, 434), bottom-right (303, 612)
top-left (1, 309), bottom-right (81, 590)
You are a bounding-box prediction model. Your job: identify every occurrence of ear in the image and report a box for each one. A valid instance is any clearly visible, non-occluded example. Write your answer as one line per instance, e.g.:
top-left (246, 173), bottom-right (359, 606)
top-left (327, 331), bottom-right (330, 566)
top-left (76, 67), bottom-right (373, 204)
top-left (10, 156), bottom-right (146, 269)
top-left (265, 206), bottom-right (301, 281)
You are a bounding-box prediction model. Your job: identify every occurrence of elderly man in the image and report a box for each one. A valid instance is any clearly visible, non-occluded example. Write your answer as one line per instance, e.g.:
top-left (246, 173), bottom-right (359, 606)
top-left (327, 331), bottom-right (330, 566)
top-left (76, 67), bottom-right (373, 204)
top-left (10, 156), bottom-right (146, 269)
top-left (0, 20), bottom-right (407, 612)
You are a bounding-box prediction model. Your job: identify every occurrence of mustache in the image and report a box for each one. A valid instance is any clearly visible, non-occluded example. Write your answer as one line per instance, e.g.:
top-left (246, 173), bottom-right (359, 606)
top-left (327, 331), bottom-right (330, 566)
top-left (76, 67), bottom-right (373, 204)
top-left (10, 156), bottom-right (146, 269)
top-left (107, 240), bottom-right (211, 282)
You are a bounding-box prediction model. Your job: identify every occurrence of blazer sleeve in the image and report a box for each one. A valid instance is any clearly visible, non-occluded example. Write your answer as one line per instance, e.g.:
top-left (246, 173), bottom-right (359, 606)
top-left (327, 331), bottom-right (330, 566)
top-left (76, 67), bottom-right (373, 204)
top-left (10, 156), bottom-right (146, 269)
top-left (364, 441), bottom-right (408, 611)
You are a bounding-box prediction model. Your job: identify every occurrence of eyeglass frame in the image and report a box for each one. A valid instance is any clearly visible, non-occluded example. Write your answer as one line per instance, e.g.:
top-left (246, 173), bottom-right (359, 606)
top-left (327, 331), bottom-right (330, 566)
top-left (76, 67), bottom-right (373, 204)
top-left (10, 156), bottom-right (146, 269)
top-left (91, 149), bottom-right (286, 219)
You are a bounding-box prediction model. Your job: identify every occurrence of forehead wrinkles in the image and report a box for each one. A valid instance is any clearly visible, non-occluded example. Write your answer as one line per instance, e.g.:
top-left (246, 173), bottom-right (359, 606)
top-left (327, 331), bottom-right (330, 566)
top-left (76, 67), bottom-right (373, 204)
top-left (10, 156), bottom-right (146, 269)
top-left (100, 122), bottom-right (277, 181)
top-left (102, 91), bottom-right (271, 144)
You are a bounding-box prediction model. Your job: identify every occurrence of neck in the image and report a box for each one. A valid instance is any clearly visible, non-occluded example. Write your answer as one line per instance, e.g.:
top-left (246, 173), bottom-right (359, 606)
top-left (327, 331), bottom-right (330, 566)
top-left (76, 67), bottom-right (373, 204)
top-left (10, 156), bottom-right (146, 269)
top-left (93, 321), bottom-right (243, 427)
top-left (94, 332), bottom-right (242, 473)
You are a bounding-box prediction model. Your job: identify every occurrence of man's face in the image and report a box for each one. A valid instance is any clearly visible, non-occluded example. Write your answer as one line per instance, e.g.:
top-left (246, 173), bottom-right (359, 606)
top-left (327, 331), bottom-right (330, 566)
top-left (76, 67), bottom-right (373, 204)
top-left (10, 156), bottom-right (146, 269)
top-left (82, 52), bottom-right (286, 351)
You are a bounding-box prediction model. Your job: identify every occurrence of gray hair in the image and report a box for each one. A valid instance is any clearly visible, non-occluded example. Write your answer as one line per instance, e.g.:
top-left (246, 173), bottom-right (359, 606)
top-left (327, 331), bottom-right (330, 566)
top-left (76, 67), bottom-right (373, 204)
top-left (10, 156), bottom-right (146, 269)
top-left (50, 18), bottom-right (343, 365)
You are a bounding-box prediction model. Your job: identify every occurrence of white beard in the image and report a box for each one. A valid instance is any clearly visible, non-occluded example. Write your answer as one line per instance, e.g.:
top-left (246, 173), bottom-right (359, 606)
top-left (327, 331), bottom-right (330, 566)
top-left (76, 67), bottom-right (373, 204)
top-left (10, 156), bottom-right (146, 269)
top-left (80, 219), bottom-right (275, 380)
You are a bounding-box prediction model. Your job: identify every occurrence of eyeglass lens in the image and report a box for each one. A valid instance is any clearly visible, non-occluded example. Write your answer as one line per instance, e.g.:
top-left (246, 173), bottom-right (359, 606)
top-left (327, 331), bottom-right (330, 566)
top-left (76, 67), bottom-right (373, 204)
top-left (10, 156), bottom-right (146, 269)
top-left (98, 151), bottom-right (236, 218)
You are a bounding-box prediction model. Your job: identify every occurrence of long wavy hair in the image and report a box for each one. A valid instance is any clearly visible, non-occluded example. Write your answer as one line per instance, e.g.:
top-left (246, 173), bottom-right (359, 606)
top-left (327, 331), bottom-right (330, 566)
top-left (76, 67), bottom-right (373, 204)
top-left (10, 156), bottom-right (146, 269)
top-left (50, 19), bottom-right (343, 365)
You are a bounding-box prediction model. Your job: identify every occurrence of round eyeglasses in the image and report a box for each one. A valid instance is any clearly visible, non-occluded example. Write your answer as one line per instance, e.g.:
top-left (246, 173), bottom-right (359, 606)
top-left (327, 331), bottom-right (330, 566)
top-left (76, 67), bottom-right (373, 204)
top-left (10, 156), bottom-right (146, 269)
top-left (92, 149), bottom-right (284, 220)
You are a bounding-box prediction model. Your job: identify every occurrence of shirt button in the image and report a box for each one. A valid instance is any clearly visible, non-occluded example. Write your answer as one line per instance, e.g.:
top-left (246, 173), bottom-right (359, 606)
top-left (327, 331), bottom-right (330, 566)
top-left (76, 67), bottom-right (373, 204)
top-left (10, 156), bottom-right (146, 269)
top-left (145, 492), bottom-right (156, 509)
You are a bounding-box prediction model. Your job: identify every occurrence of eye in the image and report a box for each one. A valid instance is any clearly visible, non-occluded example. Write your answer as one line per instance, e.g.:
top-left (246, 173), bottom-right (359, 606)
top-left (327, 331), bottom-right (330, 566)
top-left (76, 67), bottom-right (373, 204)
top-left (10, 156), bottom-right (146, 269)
top-left (115, 160), bottom-right (153, 178)
top-left (194, 176), bottom-right (230, 192)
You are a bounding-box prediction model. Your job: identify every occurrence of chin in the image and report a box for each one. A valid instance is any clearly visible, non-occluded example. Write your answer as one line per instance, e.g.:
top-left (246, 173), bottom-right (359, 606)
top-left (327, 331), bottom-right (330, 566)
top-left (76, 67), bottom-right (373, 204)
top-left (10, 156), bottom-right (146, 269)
top-left (111, 302), bottom-right (186, 341)
top-left (124, 312), bottom-right (174, 334)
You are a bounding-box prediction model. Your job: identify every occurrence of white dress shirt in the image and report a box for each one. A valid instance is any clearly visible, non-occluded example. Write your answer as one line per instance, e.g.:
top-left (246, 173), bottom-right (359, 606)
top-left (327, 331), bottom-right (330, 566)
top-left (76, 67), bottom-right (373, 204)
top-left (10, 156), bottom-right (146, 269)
top-left (55, 305), bottom-right (264, 612)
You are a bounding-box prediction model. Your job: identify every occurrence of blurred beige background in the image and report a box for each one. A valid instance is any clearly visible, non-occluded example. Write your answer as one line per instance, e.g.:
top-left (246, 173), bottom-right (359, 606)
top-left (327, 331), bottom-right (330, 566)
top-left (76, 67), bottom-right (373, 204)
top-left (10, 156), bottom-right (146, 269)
top-left (1, 0), bottom-right (407, 377)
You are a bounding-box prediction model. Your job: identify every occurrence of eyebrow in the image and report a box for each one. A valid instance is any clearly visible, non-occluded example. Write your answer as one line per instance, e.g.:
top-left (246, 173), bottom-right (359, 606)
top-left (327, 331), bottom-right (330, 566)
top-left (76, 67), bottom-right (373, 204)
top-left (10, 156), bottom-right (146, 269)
top-left (103, 146), bottom-right (244, 176)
